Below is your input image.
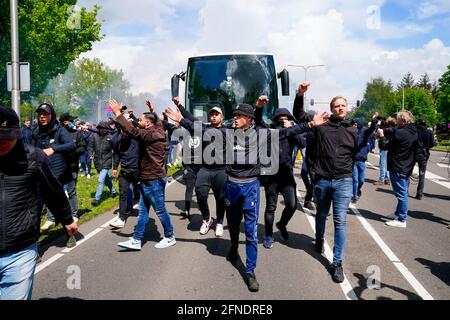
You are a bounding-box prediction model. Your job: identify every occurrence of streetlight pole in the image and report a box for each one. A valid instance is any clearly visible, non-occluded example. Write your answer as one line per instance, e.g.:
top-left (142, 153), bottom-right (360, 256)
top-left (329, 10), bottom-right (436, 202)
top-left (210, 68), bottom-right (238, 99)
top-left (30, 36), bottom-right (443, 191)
top-left (287, 64), bottom-right (326, 110)
top-left (10, 0), bottom-right (20, 117)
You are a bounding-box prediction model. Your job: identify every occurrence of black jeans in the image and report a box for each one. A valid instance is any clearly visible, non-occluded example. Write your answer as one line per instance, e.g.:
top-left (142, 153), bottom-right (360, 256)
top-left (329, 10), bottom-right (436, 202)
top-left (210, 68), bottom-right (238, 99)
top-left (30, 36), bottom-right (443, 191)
top-left (301, 162), bottom-right (315, 203)
top-left (118, 167), bottom-right (139, 220)
top-left (195, 167), bottom-right (227, 224)
top-left (416, 159), bottom-right (428, 197)
top-left (264, 172), bottom-right (297, 237)
top-left (183, 164), bottom-right (201, 212)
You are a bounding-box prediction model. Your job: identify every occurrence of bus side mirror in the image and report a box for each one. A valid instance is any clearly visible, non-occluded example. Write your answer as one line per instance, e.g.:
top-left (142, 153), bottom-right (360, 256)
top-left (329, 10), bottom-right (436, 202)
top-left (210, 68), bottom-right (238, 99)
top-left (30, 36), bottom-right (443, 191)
top-left (171, 74), bottom-right (180, 99)
top-left (278, 69), bottom-right (290, 96)
top-left (171, 72), bottom-right (186, 99)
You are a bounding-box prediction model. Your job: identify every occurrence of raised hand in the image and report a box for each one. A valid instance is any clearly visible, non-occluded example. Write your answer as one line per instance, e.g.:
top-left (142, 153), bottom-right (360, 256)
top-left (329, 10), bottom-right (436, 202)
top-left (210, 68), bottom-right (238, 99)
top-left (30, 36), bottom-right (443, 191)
top-left (172, 97), bottom-right (180, 106)
top-left (164, 107), bottom-right (182, 124)
top-left (299, 82), bottom-right (311, 95)
top-left (109, 99), bottom-right (123, 116)
top-left (146, 100), bottom-right (155, 113)
top-left (311, 112), bottom-right (329, 127)
top-left (255, 95), bottom-right (269, 108)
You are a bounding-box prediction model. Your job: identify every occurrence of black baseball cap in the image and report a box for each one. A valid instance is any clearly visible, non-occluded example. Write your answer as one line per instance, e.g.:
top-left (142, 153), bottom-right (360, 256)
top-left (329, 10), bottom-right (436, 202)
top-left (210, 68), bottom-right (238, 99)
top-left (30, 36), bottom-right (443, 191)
top-left (60, 113), bottom-right (76, 123)
top-left (35, 103), bottom-right (53, 114)
top-left (233, 103), bottom-right (255, 118)
top-left (0, 105), bottom-right (22, 139)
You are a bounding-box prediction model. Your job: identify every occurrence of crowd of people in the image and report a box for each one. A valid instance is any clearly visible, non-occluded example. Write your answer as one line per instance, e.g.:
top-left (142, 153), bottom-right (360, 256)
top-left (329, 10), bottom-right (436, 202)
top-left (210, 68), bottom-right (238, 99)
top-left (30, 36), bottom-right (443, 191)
top-left (0, 81), bottom-right (441, 299)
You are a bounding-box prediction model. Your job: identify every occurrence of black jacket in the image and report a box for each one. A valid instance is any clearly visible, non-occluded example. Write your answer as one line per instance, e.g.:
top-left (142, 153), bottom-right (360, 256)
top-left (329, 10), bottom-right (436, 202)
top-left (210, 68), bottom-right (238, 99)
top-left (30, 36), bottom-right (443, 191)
top-left (30, 106), bottom-right (75, 181)
top-left (353, 118), bottom-right (376, 161)
top-left (379, 124), bottom-right (422, 174)
top-left (88, 131), bottom-right (119, 171)
top-left (415, 125), bottom-right (436, 162)
top-left (0, 142), bottom-right (73, 254)
top-left (116, 132), bottom-right (139, 169)
top-left (65, 128), bottom-right (87, 173)
top-left (309, 116), bottom-right (358, 179)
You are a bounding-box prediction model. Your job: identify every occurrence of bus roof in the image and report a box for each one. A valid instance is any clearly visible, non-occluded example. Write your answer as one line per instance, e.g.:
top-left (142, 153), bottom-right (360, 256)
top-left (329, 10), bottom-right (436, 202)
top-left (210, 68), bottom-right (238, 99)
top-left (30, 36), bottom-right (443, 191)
top-left (188, 52), bottom-right (274, 59)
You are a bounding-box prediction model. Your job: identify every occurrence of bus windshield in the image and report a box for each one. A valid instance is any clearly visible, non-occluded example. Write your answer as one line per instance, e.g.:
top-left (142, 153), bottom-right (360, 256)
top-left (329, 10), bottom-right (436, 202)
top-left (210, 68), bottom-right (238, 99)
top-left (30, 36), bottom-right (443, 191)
top-left (185, 54), bottom-right (278, 125)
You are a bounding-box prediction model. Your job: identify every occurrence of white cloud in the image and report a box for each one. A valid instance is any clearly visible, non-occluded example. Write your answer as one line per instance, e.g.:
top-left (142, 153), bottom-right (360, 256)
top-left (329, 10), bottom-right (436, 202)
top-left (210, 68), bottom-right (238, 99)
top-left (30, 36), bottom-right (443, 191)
top-left (416, 1), bottom-right (450, 19)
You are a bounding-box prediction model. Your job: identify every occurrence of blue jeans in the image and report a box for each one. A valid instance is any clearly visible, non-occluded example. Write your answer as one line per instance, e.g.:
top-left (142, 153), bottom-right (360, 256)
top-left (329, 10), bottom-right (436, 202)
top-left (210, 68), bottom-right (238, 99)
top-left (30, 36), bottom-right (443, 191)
top-left (95, 169), bottom-right (115, 201)
top-left (379, 150), bottom-right (389, 181)
top-left (352, 161), bottom-right (365, 198)
top-left (134, 177), bottom-right (174, 240)
top-left (225, 179), bottom-right (260, 274)
top-left (0, 243), bottom-right (37, 300)
top-left (389, 170), bottom-right (409, 222)
top-left (314, 177), bottom-right (352, 264)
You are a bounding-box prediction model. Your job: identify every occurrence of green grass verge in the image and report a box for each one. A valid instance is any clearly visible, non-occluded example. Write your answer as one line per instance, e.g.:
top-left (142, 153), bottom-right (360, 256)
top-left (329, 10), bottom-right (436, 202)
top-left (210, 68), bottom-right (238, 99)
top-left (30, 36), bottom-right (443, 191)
top-left (38, 163), bottom-right (182, 246)
top-left (432, 146), bottom-right (450, 152)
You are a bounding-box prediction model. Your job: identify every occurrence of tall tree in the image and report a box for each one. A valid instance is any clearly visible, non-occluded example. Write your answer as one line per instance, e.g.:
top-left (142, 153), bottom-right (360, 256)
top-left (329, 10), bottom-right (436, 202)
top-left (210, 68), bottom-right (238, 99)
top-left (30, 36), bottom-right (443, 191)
top-left (436, 65), bottom-right (450, 123)
top-left (393, 87), bottom-right (436, 126)
top-left (0, 0), bottom-right (102, 104)
top-left (416, 73), bottom-right (432, 92)
top-left (397, 72), bottom-right (415, 90)
top-left (43, 58), bottom-right (130, 121)
top-left (353, 77), bottom-right (395, 121)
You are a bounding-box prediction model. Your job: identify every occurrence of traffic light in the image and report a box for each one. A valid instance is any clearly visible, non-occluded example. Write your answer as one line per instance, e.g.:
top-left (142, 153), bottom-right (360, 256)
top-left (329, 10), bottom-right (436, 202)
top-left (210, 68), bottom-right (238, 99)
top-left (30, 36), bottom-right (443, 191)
top-left (310, 98), bottom-right (314, 106)
top-left (356, 100), bottom-right (361, 107)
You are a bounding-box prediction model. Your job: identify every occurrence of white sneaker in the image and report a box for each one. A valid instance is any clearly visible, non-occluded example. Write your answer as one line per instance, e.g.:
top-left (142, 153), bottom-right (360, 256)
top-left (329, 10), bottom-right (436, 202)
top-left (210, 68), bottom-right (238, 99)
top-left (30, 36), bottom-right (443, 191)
top-left (86, 174), bottom-right (91, 179)
top-left (215, 223), bottom-right (224, 237)
top-left (155, 236), bottom-right (176, 249)
top-left (200, 218), bottom-right (214, 235)
top-left (117, 237), bottom-right (141, 250)
top-left (110, 218), bottom-right (125, 228)
top-left (132, 203), bottom-right (140, 210)
top-left (385, 219), bottom-right (407, 228)
top-left (40, 220), bottom-right (55, 231)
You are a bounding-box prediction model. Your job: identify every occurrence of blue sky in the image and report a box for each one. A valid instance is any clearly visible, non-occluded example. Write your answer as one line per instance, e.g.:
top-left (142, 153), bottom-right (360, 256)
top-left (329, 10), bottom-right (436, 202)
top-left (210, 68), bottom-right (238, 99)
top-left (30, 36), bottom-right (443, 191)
top-left (77, 0), bottom-right (450, 112)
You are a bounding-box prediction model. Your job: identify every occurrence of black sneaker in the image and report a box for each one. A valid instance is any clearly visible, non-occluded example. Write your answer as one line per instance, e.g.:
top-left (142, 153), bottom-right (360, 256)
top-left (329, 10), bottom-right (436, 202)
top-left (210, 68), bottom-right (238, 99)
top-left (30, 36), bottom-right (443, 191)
top-left (91, 199), bottom-right (100, 206)
top-left (226, 247), bottom-right (238, 262)
top-left (315, 238), bottom-right (324, 254)
top-left (275, 222), bottom-right (289, 241)
top-left (245, 272), bottom-right (259, 292)
top-left (415, 194), bottom-right (423, 200)
top-left (331, 262), bottom-right (344, 283)
top-left (66, 235), bottom-right (77, 248)
top-left (304, 201), bottom-right (315, 210)
top-left (180, 211), bottom-right (191, 220)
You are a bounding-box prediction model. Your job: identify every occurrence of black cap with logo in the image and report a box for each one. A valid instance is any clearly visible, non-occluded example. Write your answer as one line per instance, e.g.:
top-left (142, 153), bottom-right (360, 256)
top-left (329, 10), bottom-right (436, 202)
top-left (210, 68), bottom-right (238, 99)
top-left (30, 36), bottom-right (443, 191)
top-left (233, 103), bottom-right (255, 118)
top-left (0, 105), bottom-right (22, 139)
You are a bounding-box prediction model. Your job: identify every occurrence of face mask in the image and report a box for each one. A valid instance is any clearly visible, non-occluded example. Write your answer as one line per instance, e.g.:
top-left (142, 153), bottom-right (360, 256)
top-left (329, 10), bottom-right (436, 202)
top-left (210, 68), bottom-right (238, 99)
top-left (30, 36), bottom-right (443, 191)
top-left (69, 123), bottom-right (76, 130)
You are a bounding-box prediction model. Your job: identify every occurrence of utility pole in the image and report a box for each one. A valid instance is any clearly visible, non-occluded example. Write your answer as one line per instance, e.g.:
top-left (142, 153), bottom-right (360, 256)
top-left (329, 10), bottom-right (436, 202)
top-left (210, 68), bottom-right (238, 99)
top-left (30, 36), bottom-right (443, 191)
top-left (287, 64), bottom-right (326, 110)
top-left (10, 0), bottom-right (20, 117)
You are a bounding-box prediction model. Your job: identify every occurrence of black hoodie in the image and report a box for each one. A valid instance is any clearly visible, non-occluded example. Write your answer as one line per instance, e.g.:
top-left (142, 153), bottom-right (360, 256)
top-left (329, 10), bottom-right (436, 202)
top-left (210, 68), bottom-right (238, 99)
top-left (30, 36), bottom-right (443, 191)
top-left (31, 104), bottom-right (76, 181)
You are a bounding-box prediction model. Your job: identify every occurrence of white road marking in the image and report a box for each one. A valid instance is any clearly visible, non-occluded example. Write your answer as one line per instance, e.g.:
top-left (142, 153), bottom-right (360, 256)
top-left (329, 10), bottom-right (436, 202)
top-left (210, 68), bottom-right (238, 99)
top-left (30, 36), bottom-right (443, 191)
top-left (349, 204), bottom-right (434, 300)
top-left (367, 157), bottom-right (450, 190)
top-left (35, 174), bottom-right (181, 274)
top-left (35, 253), bottom-right (65, 274)
top-left (300, 204), bottom-right (359, 301)
top-left (436, 163), bottom-right (448, 168)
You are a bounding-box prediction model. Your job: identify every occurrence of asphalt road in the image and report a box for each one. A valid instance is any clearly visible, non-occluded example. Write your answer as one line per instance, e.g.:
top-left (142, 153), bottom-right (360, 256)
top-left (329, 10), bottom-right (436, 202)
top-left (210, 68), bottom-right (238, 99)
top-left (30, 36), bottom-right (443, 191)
top-left (32, 150), bottom-right (450, 300)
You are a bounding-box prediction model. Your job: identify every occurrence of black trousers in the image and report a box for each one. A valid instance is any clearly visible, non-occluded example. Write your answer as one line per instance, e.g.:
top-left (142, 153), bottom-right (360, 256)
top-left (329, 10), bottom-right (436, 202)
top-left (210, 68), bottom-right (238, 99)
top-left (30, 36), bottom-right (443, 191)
top-left (264, 169), bottom-right (297, 237)
top-left (416, 159), bottom-right (428, 197)
top-left (183, 164), bottom-right (201, 212)
top-left (195, 167), bottom-right (227, 224)
top-left (118, 167), bottom-right (140, 220)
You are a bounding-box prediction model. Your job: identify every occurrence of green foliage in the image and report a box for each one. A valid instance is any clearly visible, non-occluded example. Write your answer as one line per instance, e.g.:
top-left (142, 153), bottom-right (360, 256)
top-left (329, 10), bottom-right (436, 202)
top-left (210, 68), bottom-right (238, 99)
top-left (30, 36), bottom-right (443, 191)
top-left (416, 73), bottom-right (432, 91)
top-left (393, 87), bottom-right (436, 125)
top-left (437, 65), bottom-right (450, 123)
top-left (397, 72), bottom-right (415, 90)
top-left (0, 0), bottom-right (103, 104)
top-left (43, 57), bottom-right (130, 119)
top-left (352, 77), bottom-right (395, 121)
